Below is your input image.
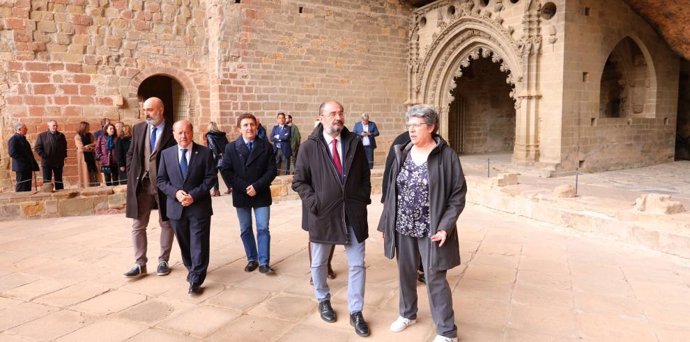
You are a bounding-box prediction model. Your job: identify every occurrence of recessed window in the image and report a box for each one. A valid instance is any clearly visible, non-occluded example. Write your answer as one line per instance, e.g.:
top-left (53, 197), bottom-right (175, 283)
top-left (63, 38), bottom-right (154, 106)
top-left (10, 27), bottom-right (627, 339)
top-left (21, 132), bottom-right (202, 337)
top-left (234, 0), bottom-right (240, 3)
top-left (299, 6), bottom-right (303, 13)
top-left (584, 7), bottom-right (591, 16)
top-left (582, 72), bottom-right (589, 82)
top-left (448, 5), bottom-right (456, 16)
top-left (541, 2), bottom-right (556, 20)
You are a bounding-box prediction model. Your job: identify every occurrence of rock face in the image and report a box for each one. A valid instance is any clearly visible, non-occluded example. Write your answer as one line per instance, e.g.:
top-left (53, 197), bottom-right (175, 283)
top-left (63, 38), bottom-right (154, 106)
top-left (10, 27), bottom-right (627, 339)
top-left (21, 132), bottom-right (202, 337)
top-left (623, 0), bottom-right (690, 60)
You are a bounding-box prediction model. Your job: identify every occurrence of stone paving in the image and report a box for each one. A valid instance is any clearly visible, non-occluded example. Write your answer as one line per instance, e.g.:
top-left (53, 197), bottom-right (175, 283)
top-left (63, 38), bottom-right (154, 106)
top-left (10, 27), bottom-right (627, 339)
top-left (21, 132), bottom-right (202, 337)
top-left (2, 193), bottom-right (690, 341)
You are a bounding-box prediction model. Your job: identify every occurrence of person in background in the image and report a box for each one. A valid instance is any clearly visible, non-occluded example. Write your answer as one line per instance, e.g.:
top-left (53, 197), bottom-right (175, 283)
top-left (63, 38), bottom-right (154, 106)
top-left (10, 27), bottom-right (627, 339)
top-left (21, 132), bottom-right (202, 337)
top-left (205, 121), bottom-right (230, 197)
top-left (116, 124), bottom-right (132, 185)
top-left (287, 114), bottom-right (301, 173)
top-left (75, 121), bottom-right (99, 187)
top-left (94, 117), bottom-right (110, 141)
top-left (256, 117), bottom-right (267, 141)
top-left (8, 122), bottom-right (39, 192)
top-left (157, 120), bottom-right (216, 295)
top-left (292, 100), bottom-right (372, 337)
top-left (353, 113), bottom-right (380, 169)
top-left (34, 119), bottom-right (68, 190)
top-left (221, 113), bottom-right (278, 275)
top-left (270, 112), bottom-right (292, 175)
top-left (96, 123), bottom-right (119, 186)
top-left (378, 105), bottom-right (467, 342)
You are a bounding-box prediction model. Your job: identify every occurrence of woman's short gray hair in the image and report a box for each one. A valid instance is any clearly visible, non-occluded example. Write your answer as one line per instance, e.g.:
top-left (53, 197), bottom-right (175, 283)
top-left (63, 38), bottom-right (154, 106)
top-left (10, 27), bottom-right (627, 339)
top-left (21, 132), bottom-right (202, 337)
top-left (405, 104), bottom-right (439, 135)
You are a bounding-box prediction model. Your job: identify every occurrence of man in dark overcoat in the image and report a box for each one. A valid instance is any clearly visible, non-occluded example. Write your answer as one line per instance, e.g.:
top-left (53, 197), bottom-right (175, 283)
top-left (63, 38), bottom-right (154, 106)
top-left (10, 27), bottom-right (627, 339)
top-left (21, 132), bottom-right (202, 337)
top-left (8, 122), bottom-right (39, 192)
top-left (292, 100), bottom-right (372, 337)
top-left (123, 97), bottom-right (176, 278)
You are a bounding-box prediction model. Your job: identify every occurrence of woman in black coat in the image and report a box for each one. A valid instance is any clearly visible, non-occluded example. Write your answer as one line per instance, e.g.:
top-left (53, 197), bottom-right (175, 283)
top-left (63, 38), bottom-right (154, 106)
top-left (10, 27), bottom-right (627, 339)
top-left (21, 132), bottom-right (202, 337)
top-left (205, 121), bottom-right (230, 196)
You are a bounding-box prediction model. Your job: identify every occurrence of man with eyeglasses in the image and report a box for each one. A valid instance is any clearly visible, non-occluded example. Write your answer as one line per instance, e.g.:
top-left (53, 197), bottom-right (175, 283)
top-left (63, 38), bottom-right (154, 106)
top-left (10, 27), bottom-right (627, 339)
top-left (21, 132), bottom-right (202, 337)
top-left (292, 100), bottom-right (372, 337)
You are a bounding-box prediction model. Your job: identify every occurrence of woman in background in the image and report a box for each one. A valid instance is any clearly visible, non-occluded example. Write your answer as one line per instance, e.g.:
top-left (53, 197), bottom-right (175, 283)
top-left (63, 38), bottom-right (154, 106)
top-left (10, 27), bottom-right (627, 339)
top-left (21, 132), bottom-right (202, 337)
top-left (96, 123), bottom-right (119, 186)
top-left (205, 121), bottom-right (230, 196)
top-left (75, 121), bottom-right (99, 187)
top-left (116, 124), bottom-right (132, 185)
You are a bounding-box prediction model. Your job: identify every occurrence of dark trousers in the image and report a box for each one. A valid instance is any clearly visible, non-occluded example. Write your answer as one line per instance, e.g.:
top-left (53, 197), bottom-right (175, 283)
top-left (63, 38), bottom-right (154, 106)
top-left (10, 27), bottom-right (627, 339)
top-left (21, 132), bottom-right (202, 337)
top-left (397, 232), bottom-right (457, 338)
top-left (275, 149), bottom-right (290, 175)
top-left (103, 168), bottom-right (120, 186)
top-left (15, 171), bottom-right (32, 192)
top-left (364, 146), bottom-right (374, 169)
top-left (171, 215), bottom-right (211, 287)
top-left (42, 165), bottom-right (64, 190)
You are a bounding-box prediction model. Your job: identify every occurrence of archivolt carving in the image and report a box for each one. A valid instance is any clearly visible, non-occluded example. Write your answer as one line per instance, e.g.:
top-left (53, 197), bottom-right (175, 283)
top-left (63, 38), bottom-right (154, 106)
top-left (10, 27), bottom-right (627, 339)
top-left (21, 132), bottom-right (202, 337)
top-left (446, 47), bottom-right (516, 104)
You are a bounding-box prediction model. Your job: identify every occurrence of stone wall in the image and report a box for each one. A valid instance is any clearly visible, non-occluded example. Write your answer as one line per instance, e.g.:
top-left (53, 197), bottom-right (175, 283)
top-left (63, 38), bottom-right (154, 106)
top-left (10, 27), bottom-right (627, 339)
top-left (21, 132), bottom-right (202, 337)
top-left (560, 0), bottom-right (679, 172)
top-left (1, 0), bottom-right (412, 191)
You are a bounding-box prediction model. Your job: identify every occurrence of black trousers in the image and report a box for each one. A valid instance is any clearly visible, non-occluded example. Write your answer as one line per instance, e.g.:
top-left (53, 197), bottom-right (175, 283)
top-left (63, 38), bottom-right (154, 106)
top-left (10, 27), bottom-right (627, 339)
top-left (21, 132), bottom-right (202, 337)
top-left (42, 165), bottom-right (64, 190)
top-left (15, 171), bottom-right (32, 192)
top-left (171, 215), bottom-right (211, 287)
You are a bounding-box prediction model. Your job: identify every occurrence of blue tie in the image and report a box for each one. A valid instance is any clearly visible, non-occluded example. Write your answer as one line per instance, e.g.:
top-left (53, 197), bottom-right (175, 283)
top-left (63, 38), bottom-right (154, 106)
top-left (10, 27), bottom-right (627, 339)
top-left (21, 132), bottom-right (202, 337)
top-left (247, 141), bottom-right (253, 151)
top-left (180, 149), bottom-right (188, 179)
top-left (150, 126), bottom-right (157, 151)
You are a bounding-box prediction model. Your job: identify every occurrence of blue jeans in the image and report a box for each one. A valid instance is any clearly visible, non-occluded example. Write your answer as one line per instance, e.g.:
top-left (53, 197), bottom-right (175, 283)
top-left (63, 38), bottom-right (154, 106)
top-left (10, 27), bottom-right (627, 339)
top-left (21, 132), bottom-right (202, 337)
top-left (236, 206), bottom-right (271, 266)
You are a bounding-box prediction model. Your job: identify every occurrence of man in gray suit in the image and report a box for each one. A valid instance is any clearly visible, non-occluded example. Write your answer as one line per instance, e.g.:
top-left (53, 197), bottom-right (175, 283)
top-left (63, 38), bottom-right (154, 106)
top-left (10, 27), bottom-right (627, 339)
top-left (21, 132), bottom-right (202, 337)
top-left (123, 97), bottom-right (176, 278)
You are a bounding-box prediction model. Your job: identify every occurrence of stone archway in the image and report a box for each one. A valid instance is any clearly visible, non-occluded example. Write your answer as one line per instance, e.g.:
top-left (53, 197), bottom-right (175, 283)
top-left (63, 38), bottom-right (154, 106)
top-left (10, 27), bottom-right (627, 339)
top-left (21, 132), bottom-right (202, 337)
top-left (126, 67), bottom-right (201, 127)
top-left (408, 0), bottom-right (543, 163)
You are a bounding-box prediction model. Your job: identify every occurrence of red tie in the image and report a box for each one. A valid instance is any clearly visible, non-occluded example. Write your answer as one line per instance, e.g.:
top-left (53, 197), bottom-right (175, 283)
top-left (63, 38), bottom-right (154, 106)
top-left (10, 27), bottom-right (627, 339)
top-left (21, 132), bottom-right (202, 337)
top-left (332, 139), bottom-right (343, 176)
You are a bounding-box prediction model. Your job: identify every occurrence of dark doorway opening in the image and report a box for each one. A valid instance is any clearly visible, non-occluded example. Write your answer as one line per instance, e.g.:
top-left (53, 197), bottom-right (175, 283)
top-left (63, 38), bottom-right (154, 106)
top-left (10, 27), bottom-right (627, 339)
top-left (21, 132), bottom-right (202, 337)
top-left (676, 60), bottom-right (690, 160)
top-left (448, 56), bottom-right (515, 154)
top-left (137, 75), bottom-right (188, 123)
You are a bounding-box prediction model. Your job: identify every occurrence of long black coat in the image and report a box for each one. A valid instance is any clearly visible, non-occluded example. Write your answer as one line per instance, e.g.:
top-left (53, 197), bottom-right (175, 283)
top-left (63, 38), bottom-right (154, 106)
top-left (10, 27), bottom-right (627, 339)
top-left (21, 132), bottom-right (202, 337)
top-left (378, 137), bottom-right (467, 271)
top-left (220, 137), bottom-right (277, 208)
top-left (8, 133), bottom-right (39, 173)
top-left (34, 131), bottom-right (67, 167)
top-left (125, 121), bottom-right (176, 219)
top-left (292, 125), bottom-right (371, 244)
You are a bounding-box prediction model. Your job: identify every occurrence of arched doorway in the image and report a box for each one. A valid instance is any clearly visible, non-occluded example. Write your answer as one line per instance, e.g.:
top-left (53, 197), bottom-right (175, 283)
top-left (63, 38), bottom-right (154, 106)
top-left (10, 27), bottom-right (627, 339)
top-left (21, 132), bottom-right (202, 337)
top-left (448, 56), bottom-right (515, 154)
top-left (137, 75), bottom-right (189, 122)
top-left (599, 37), bottom-right (653, 118)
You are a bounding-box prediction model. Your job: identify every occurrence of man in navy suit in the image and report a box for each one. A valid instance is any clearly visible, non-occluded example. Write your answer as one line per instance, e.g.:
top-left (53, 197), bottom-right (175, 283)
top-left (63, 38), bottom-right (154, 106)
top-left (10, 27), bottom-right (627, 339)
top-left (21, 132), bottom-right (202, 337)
top-left (353, 113), bottom-right (380, 169)
top-left (220, 113), bottom-right (278, 274)
top-left (157, 120), bottom-right (216, 295)
top-left (270, 112), bottom-right (292, 175)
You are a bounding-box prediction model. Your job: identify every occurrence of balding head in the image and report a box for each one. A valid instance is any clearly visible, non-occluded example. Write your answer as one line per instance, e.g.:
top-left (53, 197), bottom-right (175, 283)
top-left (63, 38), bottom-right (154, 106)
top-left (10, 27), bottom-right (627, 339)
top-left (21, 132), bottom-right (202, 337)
top-left (143, 97), bottom-right (165, 126)
top-left (173, 119), bottom-right (193, 148)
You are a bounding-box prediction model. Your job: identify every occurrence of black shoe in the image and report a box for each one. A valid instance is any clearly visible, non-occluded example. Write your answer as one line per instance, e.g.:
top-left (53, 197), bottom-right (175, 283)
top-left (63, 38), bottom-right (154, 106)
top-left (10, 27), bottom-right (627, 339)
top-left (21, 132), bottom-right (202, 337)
top-left (244, 260), bottom-right (259, 272)
top-left (157, 260), bottom-right (171, 276)
top-left (188, 283), bottom-right (202, 295)
top-left (350, 311), bottom-right (370, 337)
top-left (417, 271), bottom-right (426, 284)
top-left (124, 264), bottom-right (147, 277)
top-left (319, 300), bottom-right (337, 323)
top-left (259, 265), bottom-right (275, 274)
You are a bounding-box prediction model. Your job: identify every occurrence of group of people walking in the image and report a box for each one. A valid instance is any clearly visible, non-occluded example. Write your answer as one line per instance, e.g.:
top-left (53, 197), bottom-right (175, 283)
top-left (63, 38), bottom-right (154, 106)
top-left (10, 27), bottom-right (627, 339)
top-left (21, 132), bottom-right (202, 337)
top-left (8, 97), bottom-right (467, 342)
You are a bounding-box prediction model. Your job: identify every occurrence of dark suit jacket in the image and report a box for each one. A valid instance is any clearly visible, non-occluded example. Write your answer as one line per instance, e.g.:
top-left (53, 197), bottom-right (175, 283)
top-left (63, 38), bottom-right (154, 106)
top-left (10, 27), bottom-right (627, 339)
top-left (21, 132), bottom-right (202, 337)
top-left (34, 131), bottom-right (67, 167)
top-left (353, 121), bottom-right (380, 149)
top-left (8, 133), bottom-right (39, 173)
top-left (220, 137), bottom-right (277, 208)
top-left (270, 124), bottom-right (292, 158)
top-left (125, 121), bottom-right (176, 219)
top-left (157, 142), bottom-right (216, 220)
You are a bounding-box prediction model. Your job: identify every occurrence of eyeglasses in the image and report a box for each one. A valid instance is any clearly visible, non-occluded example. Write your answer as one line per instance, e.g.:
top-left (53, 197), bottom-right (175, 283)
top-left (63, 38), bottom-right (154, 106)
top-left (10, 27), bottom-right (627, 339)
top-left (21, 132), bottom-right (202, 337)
top-left (405, 123), bottom-right (428, 129)
top-left (321, 111), bottom-right (345, 118)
